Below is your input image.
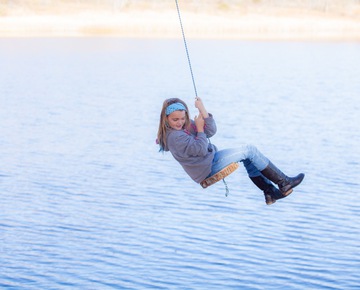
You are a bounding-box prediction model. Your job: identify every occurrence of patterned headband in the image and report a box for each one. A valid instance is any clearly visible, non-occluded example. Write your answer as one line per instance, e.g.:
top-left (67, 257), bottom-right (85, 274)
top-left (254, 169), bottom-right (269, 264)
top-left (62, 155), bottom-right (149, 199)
top-left (165, 102), bottom-right (187, 116)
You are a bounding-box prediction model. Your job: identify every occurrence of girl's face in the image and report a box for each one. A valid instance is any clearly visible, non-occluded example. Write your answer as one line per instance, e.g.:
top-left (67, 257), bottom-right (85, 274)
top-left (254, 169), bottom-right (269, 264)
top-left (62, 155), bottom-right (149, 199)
top-left (167, 110), bottom-right (186, 130)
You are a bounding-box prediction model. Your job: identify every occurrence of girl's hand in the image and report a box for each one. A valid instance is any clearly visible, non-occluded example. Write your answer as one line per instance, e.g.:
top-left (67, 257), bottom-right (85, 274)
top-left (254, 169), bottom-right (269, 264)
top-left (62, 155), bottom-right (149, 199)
top-left (194, 114), bottom-right (205, 133)
top-left (195, 97), bottom-right (209, 118)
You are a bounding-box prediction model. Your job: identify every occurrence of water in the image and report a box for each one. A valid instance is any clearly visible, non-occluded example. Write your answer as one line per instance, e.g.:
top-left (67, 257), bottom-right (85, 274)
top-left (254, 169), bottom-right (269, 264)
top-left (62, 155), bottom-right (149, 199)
top-left (1, 38), bottom-right (359, 289)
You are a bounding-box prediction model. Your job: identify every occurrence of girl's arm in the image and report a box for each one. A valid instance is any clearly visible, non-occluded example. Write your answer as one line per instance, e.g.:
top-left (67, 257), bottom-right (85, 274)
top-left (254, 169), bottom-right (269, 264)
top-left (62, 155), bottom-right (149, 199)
top-left (168, 130), bottom-right (209, 157)
top-left (203, 114), bottom-right (216, 138)
top-left (194, 114), bottom-right (205, 133)
top-left (195, 97), bottom-right (216, 137)
top-left (195, 97), bottom-right (209, 118)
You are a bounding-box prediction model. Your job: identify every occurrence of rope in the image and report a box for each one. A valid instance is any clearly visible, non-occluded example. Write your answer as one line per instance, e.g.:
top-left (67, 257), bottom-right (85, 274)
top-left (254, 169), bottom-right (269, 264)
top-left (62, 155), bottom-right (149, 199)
top-left (175, 0), bottom-right (198, 98)
top-left (175, 1), bottom-right (232, 197)
top-left (223, 179), bottom-right (230, 197)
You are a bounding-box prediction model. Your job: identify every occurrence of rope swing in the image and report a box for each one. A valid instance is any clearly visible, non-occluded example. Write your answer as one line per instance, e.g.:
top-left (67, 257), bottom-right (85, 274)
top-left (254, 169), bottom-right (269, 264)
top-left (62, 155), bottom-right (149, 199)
top-left (174, 1), bottom-right (239, 195)
top-left (201, 163), bottom-right (239, 197)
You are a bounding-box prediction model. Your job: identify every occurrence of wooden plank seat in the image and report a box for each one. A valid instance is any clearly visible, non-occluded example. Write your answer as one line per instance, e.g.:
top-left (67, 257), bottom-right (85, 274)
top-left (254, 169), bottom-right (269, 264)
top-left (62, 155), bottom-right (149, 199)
top-left (200, 162), bottom-right (239, 189)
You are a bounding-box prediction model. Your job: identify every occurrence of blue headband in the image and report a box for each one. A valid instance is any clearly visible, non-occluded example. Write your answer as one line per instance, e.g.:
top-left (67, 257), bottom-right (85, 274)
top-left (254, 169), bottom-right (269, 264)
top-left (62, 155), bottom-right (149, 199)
top-left (165, 102), bottom-right (187, 116)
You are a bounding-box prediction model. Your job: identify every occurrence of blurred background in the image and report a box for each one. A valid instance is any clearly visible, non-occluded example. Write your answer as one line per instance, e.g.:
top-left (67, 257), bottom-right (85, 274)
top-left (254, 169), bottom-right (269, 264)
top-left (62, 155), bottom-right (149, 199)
top-left (1, 0), bottom-right (360, 39)
top-left (1, 1), bottom-right (360, 289)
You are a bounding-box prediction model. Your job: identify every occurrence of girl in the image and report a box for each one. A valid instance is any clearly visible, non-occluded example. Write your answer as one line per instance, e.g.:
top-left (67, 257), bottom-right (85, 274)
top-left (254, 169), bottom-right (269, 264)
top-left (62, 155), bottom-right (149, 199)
top-left (157, 97), bottom-right (304, 205)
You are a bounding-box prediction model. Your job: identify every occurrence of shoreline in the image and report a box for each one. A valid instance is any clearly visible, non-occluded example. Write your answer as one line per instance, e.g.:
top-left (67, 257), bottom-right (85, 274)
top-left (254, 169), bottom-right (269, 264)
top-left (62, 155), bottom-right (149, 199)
top-left (1, 9), bottom-right (360, 41)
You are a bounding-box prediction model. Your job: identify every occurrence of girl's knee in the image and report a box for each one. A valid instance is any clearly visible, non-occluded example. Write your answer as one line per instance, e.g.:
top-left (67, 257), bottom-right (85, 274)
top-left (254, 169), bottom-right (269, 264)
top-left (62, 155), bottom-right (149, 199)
top-left (245, 144), bottom-right (258, 154)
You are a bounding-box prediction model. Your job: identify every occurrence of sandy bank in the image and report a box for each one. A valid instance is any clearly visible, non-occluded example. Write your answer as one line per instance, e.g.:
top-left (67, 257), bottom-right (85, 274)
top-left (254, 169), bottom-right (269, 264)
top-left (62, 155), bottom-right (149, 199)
top-left (1, 9), bottom-right (360, 40)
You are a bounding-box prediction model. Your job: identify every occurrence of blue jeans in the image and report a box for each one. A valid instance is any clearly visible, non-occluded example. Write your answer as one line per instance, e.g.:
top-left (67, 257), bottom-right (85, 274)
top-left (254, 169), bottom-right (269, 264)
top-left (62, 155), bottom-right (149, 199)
top-left (210, 145), bottom-right (270, 178)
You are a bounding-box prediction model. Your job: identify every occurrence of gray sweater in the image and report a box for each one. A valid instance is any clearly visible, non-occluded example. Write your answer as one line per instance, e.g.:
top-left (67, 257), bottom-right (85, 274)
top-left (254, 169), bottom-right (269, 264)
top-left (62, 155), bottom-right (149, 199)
top-left (165, 114), bottom-right (217, 183)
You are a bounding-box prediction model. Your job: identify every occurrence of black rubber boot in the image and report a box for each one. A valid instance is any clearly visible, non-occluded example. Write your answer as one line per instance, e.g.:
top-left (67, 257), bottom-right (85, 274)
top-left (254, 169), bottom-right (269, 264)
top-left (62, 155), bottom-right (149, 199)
top-left (250, 175), bottom-right (284, 205)
top-left (261, 161), bottom-right (305, 196)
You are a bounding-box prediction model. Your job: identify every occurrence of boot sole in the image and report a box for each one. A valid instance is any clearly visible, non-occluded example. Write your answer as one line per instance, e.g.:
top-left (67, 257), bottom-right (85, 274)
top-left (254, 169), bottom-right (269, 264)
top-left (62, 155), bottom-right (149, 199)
top-left (267, 190), bottom-right (292, 204)
top-left (265, 195), bottom-right (277, 205)
top-left (283, 188), bottom-right (293, 197)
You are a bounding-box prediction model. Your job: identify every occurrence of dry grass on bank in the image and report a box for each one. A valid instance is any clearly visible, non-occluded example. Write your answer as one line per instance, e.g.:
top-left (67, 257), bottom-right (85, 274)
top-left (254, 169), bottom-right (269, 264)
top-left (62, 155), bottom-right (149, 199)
top-left (1, 1), bottom-right (360, 40)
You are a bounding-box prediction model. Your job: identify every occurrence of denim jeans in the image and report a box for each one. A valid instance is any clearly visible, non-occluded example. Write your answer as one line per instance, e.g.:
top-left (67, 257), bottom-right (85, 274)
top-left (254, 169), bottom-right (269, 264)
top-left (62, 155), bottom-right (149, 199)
top-left (209, 144), bottom-right (270, 178)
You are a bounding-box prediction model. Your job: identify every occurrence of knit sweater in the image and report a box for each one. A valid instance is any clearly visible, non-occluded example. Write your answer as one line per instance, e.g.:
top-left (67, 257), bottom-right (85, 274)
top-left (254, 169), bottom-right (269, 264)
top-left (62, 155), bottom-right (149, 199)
top-left (165, 114), bottom-right (217, 183)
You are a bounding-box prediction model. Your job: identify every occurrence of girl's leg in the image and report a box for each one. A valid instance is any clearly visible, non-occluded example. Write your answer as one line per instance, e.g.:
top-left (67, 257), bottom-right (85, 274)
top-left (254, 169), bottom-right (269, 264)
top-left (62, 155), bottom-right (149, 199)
top-left (211, 144), bottom-right (305, 200)
top-left (243, 159), bottom-right (283, 205)
top-left (261, 161), bottom-right (305, 196)
top-left (210, 144), bottom-right (269, 176)
top-left (242, 158), bottom-right (263, 177)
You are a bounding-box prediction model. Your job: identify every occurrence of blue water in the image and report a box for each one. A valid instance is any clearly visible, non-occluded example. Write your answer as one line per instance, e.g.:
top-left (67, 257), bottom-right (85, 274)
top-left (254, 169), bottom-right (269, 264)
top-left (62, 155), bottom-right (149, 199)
top-left (1, 38), bottom-right (359, 289)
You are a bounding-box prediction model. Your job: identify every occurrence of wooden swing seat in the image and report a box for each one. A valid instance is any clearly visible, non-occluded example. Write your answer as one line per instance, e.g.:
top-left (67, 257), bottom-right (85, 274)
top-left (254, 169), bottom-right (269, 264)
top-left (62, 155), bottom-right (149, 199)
top-left (200, 162), bottom-right (239, 189)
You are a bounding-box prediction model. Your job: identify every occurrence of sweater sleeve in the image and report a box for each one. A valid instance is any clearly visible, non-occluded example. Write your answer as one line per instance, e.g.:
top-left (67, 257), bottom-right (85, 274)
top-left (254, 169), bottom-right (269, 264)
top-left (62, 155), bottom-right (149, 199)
top-left (168, 130), bottom-right (209, 158)
top-left (203, 113), bottom-right (217, 138)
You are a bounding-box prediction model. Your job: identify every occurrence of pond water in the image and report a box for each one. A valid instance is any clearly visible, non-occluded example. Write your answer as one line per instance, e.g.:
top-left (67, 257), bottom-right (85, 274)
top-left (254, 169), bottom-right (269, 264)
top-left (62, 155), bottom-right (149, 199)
top-left (1, 38), bottom-right (359, 289)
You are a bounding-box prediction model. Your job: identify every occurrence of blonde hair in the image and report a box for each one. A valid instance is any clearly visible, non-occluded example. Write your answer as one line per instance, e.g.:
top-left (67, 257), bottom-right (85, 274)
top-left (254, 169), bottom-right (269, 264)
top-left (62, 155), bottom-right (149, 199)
top-left (157, 98), bottom-right (190, 151)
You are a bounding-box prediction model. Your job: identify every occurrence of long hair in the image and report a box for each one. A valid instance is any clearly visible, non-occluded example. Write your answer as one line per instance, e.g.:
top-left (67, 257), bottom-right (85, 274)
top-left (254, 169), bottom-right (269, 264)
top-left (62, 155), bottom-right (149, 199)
top-left (157, 98), bottom-right (190, 151)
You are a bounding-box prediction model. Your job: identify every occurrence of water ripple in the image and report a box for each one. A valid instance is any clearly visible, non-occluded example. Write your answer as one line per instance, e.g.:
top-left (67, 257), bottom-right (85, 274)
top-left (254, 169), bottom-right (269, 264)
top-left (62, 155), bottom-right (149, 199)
top-left (1, 38), bottom-right (360, 289)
